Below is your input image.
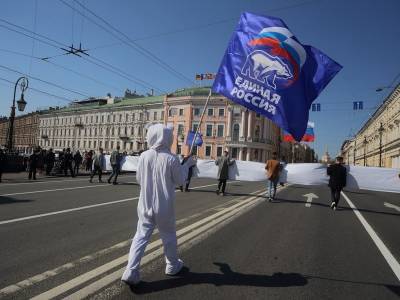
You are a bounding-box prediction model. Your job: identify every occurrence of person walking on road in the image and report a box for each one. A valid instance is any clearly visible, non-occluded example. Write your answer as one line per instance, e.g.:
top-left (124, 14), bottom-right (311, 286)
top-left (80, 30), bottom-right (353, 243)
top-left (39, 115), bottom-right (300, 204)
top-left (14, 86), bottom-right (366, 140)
top-left (108, 146), bottom-right (121, 185)
top-left (28, 148), bottom-right (40, 180)
top-left (73, 150), bottom-right (83, 176)
top-left (0, 149), bottom-right (6, 183)
top-left (180, 154), bottom-right (196, 192)
top-left (215, 150), bottom-right (235, 196)
top-left (121, 124), bottom-right (186, 286)
top-left (327, 156), bottom-right (347, 210)
top-left (265, 152), bottom-right (281, 201)
top-left (45, 148), bottom-right (55, 176)
top-left (90, 148), bottom-right (105, 183)
top-left (63, 148), bottom-right (75, 177)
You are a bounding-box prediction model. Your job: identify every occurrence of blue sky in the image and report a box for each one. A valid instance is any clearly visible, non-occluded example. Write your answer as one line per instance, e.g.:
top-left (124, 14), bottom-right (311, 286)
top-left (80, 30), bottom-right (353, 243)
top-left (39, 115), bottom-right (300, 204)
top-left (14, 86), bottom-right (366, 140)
top-left (0, 0), bottom-right (399, 157)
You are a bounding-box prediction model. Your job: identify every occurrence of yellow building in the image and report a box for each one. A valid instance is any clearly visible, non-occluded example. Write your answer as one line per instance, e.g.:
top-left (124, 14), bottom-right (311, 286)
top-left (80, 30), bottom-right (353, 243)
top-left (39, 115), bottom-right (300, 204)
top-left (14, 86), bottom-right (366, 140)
top-left (341, 84), bottom-right (400, 168)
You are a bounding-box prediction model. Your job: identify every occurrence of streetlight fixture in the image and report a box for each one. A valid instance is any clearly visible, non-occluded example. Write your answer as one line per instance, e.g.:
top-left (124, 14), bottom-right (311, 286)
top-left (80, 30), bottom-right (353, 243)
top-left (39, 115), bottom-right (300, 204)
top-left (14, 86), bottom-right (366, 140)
top-left (6, 77), bottom-right (29, 152)
top-left (378, 122), bottom-right (384, 167)
top-left (363, 136), bottom-right (367, 166)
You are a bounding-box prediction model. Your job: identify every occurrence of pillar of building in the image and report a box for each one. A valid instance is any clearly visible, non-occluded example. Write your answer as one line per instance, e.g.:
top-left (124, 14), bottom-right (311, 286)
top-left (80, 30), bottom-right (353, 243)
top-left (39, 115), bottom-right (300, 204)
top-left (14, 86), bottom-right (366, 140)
top-left (247, 112), bottom-right (253, 140)
top-left (239, 148), bottom-right (243, 160)
top-left (246, 148), bottom-right (251, 161)
top-left (263, 118), bottom-right (269, 141)
top-left (262, 149), bottom-right (266, 162)
top-left (227, 106), bottom-right (233, 137)
top-left (240, 110), bottom-right (246, 138)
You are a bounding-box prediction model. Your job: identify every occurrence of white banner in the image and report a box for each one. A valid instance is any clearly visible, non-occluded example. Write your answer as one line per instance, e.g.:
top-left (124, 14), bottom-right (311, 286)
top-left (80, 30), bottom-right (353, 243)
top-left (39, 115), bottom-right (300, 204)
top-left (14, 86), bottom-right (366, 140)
top-left (104, 156), bottom-right (400, 193)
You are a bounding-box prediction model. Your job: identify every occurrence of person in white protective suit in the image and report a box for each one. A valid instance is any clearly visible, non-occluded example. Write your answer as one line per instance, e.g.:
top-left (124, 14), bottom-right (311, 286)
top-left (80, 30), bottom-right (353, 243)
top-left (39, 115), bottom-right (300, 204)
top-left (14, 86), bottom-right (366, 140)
top-left (121, 124), bottom-right (186, 285)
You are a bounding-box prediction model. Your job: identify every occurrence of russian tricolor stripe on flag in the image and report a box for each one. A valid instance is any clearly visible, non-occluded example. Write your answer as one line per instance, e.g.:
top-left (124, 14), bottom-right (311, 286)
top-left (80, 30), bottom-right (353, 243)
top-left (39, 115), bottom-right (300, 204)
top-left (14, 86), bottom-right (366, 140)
top-left (284, 122), bottom-right (315, 142)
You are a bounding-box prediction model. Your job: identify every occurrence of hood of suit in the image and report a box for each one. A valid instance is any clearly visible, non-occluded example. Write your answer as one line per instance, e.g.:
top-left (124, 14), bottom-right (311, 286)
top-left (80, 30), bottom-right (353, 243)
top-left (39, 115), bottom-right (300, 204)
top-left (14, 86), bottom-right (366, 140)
top-left (147, 124), bottom-right (174, 151)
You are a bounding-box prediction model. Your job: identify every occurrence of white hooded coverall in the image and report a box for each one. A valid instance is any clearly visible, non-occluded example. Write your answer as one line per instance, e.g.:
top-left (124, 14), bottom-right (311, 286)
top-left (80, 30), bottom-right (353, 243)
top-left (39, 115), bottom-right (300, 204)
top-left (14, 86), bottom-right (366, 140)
top-left (122, 124), bottom-right (185, 280)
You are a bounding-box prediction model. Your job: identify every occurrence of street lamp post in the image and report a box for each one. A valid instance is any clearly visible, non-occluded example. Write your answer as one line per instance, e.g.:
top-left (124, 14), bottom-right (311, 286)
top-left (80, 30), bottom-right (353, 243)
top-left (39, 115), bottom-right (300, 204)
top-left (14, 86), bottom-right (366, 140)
top-left (378, 122), bottom-right (384, 167)
top-left (6, 77), bottom-right (29, 152)
top-left (363, 136), bottom-right (367, 166)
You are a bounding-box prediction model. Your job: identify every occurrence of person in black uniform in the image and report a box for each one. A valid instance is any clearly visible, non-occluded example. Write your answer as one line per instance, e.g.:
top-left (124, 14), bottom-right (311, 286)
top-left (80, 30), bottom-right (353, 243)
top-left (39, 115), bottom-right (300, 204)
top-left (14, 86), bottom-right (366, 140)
top-left (0, 149), bottom-right (6, 183)
top-left (63, 148), bottom-right (75, 177)
top-left (45, 148), bottom-right (55, 175)
top-left (327, 156), bottom-right (347, 210)
top-left (28, 148), bottom-right (40, 180)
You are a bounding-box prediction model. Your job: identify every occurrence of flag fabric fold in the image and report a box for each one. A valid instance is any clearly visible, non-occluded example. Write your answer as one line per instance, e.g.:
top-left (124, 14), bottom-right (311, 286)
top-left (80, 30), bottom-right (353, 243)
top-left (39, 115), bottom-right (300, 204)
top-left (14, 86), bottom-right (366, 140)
top-left (212, 12), bottom-right (342, 141)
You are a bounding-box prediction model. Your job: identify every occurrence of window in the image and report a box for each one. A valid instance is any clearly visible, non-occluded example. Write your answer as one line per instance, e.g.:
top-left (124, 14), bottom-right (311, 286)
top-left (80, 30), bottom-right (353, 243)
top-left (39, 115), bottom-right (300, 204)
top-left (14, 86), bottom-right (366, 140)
top-left (126, 114), bottom-right (129, 122)
top-left (217, 124), bottom-right (224, 137)
top-left (219, 108), bottom-right (225, 117)
top-left (91, 116), bottom-right (93, 123)
top-left (207, 108), bottom-right (214, 116)
top-left (179, 108), bottom-right (184, 116)
top-left (113, 115), bottom-right (116, 122)
top-left (177, 144), bottom-right (181, 155)
top-left (206, 124), bottom-right (213, 137)
top-left (94, 141), bottom-right (97, 148)
top-left (84, 141), bottom-right (87, 148)
top-left (177, 124), bottom-right (184, 135)
top-left (231, 148), bottom-right (238, 159)
top-left (102, 115), bottom-right (104, 123)
top-left (217, 146), bottom-right (223, 157)
top-left (193, 108), bottom-right (200, 116)
top-left (146, 112), bottom-right (150, 120)
top-left (89, 141), bottom-right (91, 148)
top-left (153, 111), bottom-right (157, 120)
top-left (96, 116), bottom-right (99, 123)
top-left (161, 111), bottom-right (165, 120)
top-left (205, 145), bottom-right (212, 157)
top-left (233, 124), bottom-right (240, 141)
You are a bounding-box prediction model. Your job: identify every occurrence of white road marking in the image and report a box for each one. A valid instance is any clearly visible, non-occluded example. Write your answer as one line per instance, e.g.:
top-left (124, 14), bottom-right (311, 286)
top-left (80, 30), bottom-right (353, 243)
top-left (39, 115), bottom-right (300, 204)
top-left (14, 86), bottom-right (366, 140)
top-left (0, 188), bottom-right (265, 297)
top-left (31, 190), bottom-right (267, 300)
top-left (0, 184), bottom-right (112, 197)
top-left (303, 192), bottom-right (318, 207)
top-left (0, 175), bottom-right (136, 187)
top-left (342, 192), bottom-right (400, 281)
top-left (0, 197), bottom-right (137, 226)
top-left (384, 202), bottom-right (400, 213)
top-left (0, 182), bottom-right (228, 226)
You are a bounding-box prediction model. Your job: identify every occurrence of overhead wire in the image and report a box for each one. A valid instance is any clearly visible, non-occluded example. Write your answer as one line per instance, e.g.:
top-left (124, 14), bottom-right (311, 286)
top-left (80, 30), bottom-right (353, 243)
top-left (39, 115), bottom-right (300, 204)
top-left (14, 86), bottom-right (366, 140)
top-left (0, 18), bottom-right (165, 93)
top-left (0, 64), bottom-right (90, 98)
top-left (62, 0), bottom-right (195, 86)
top-left (0, 76), bottom-right (72, 102)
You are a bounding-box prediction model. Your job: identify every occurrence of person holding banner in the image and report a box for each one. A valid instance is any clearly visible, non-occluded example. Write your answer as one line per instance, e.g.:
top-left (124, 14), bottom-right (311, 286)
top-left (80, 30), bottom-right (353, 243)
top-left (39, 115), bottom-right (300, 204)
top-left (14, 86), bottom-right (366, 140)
top-left (215, 150), bottom-right (235, 196)
top-left (265, 152), bottom-right (281, 201)
top-left (327, 156), bottom-right (347, 210)
top-left (121, 124), bottom-right (185, 286)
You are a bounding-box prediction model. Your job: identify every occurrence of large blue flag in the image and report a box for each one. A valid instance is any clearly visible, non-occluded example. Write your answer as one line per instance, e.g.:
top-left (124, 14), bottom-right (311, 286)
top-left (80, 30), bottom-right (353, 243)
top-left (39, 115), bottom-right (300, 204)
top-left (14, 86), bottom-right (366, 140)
top-left (212, 12), bottom-right (342, 141)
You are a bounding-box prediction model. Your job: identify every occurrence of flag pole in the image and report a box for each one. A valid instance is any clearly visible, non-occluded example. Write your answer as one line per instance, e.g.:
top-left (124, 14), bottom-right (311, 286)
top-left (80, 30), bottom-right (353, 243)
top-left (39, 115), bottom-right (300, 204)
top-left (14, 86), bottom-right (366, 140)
top-left (190, 89), bottom-right (212, 155)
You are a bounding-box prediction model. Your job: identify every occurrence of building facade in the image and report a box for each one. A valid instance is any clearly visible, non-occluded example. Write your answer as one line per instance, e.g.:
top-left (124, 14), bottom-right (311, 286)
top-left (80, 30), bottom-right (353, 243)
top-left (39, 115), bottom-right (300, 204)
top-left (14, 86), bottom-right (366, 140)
top-left (38, 96), bottom-right (164, 153)
top-left (0, 112), bottom-right (39, 154)
top-left (164, 87), bottom-right (281, 161)
top-left (341, 84), bottom-right (400, 168)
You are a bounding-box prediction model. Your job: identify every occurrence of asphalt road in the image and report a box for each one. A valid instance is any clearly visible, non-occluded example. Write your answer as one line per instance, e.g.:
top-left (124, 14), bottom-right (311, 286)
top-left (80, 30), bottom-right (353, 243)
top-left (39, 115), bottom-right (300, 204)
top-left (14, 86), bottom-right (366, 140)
top-left (0, 173), bottom-right (399, 299)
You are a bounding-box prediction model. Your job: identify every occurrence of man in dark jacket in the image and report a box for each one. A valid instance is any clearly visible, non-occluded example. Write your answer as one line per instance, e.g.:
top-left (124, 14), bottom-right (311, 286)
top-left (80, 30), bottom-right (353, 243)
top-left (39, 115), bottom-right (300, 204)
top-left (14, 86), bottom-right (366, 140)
top-left (215, 150), bottom-right (235, 196)
top-left (90, 148), bottom-right (105, 183)
top-left (327, 156), bottom-right (347, 210)
top-left (0, 149), bottom-right (6, 182)
top-left (28, 149), bottom-right (40, 180)
top-left (108, 146), bottom-right (121, 185)
top-left (63, 148), bottom-right (75, 177)
top-left (45, 148), bottom-right (55, 175)
top-left (73, 150), bottom-right (83, 175)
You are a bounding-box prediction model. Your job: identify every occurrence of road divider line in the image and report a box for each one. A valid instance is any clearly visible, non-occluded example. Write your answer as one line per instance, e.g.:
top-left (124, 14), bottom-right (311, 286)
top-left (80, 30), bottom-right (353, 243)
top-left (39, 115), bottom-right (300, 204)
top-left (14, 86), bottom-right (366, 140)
top-left (342, 191), bottom-right (400, 281)
top-left (0, 184), bottom-right (112, 197)
top-left (0, 175), bottom-right (137, 187)
top-left (0, 182), bottom-right (236, 226)
top-left (0, 187), bottom-right (264, 297)
top-left (30, 191), bottom-right (266, 300)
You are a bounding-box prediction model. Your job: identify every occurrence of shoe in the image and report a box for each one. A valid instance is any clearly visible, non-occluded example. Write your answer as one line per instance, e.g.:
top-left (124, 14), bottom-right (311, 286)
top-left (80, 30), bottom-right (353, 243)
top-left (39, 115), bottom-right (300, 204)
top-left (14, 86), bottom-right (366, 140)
top-left (333, 205), bottom-right (337, 211)
top-left (99, 179), bottom-right (103, 183)
top-left (165, 259), bottom-right (184, 276)
top-left (107, 179), bottom-right (111, 184)
top-left (113, 182), bottom-right (118, 185)
top-left (268, 197), bottom-right (272, 202)
top-left (220, 192), bottom-right (224, 196)
top-left (330, 202), bottom-right (335, 208)
top-left (89, 179), bottom-right (92, 183)
top-left (216, 190), bottom-right (220, 195)
top-left (121, 269), bottom-right (140, 286)
top-left (185, 189), bottom-right (190, 192)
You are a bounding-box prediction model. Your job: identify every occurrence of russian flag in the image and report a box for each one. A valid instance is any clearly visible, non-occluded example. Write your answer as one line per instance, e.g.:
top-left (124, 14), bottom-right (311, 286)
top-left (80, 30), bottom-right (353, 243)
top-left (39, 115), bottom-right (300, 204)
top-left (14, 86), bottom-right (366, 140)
top-left (284, 122), bottom-right (315, 142)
